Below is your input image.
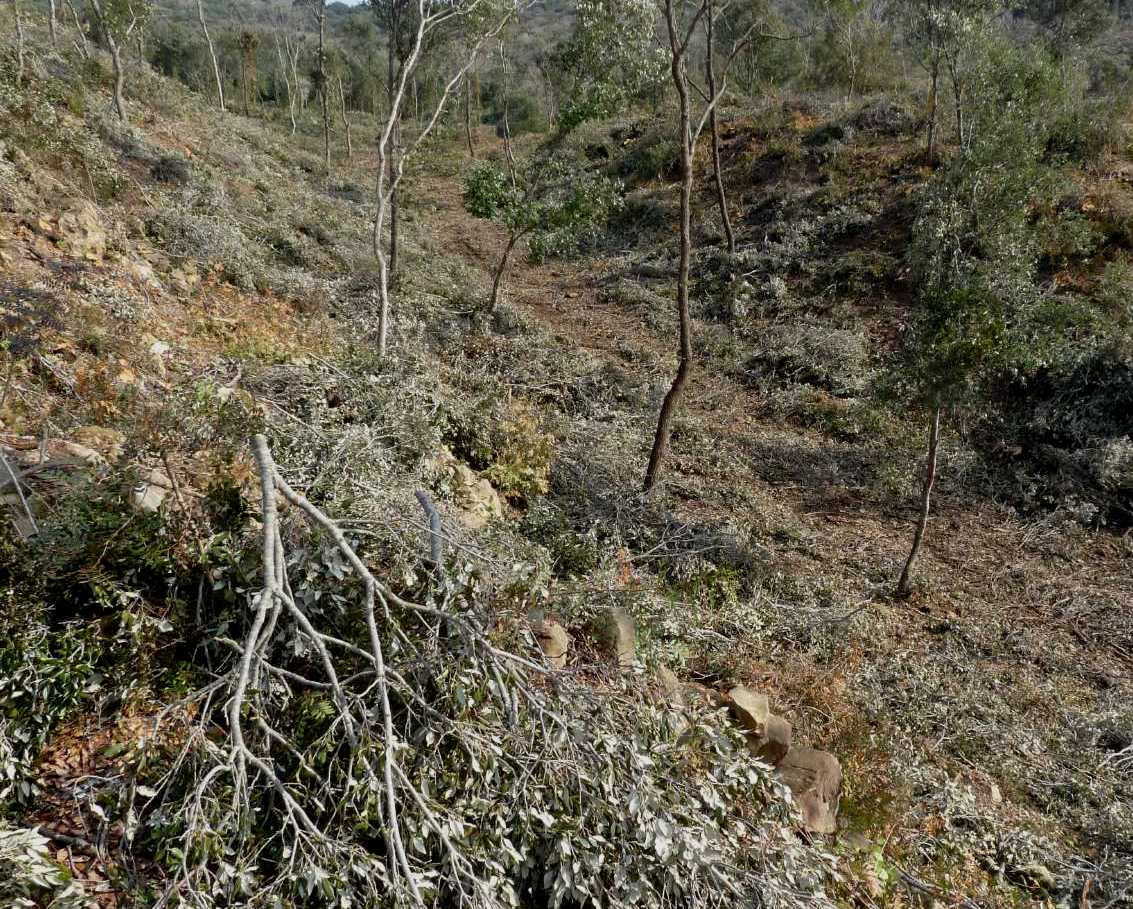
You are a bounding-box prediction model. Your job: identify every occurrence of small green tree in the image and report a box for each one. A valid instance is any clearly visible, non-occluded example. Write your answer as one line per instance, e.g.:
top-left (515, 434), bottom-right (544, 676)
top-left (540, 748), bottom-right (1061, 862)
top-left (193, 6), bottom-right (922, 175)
top-left (894, 36), bottom-right (1078, 595)
top-left (463, 157), bottom-right (622, 311)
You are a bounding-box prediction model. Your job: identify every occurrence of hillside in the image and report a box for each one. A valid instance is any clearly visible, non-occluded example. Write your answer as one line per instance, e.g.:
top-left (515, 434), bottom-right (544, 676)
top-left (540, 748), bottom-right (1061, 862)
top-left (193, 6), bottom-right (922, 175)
top-left (2, 3), bottom-right (1133, 909)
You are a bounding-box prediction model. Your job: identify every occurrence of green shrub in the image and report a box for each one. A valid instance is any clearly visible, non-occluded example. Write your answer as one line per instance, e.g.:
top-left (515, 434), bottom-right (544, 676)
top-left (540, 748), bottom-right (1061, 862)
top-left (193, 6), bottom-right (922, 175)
top-left (0, 825), bottom-right (90, 908)
top-left (622, 134), bottom-right (681, 182)
top-left (441, 397), bottom-right (555, 502)
top-left (0, 611), bottom-right (101, 801)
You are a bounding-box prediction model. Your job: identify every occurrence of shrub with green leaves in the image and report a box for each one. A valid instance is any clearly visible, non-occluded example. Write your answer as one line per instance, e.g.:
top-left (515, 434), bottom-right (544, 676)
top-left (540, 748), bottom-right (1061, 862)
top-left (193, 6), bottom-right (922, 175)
top-left (0, 618), bottom-right (101, 802)
top-left (0, 825), bottom-right (92, 909)
top-left (464, 155), bottom-right (623, 308)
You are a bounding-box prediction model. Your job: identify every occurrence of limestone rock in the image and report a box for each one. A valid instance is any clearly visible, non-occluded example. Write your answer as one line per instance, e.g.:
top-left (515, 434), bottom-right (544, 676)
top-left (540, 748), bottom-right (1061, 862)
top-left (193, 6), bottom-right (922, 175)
top-left (727, 686), bottom-right (770, 735)
top-left (531, 615), bottom-right (571, 670)
top-left (682, 682), bottom-right (726, 710)
top-left (53, 200), bottom-right (107, 261)
top-left (748, 714), bottom-right (793, 767)
top-left (56, 442), bottom-right (105, 467)
top-left (131, 467), bottom-right (172, 513)
top-left (451, 463), bottom-right (504, 529)
top-left (429, 447), bottom-right (504, 530)
top-left (654, 666), bottom-right (685, 706)
top-left (597, 606), bottom-right (635, 668)
top-left (777, 747), bottom-right (843, 834)
top-left (71, 427), bottom-right (126, 463)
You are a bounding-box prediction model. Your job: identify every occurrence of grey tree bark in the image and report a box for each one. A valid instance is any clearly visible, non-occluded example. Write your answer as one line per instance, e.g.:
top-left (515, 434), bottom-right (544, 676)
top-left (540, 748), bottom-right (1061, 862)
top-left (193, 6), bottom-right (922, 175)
top-left (197, 0), bottom-right (225, 112)
top-left (705, 0), bottom-right (735, 254)
top-left (12, 0), bottom-right (25, 85)
top-left (644, 0), bottom-right (698, 493)
top-left (897, 406), bottom-right (941, 597)
top-left (63, 0), bottom-right (87, 58)
top-left (87, 0), bottom-right (136, 123)
top-left (338, 74), bottom-right (353, 160)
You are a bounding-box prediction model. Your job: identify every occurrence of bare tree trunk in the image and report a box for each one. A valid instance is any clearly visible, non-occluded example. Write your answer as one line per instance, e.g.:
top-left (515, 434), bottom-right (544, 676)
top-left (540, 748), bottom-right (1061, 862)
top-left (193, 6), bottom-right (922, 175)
top-left (500, 42), bottom-right (516, 183)
top-left (275, 31), bottom-right (296, 134)
top-left (12, 0), bottom-right (25, 85)
top-left (316, 0), bottom-right (330, 175)
top-left (644, 0), bottom-right (697, 493)
top-left (947, 56), bottom-right (963, 147)
top-left (896, 406), bottom-right (941, 597)
top-left (489, 232), bottom-right (522, 311)
top-left (464, 76), bottom-right (476, 158)
top-left (926, 48), bottom-right (939, 162)
top-left (109, 38), bottom-right (127, 120)
top-left (386, 26), bottom-right (401, 281)
top-left (288, 34), bottom-right (302, 123)
top-left (65, 0), bottom-right (88, 59)
top-left (48, 0), bottom-right (58, 50)
top-left (88, 0), bottom-right (133, 122)
top-left (705, 0), bottom-right (735, 254)
top-left (198, 0), bottom-right (225, 112)
top-left (372, 9), bottom-right (509, 358)
top-left (240, 52), bottom-right (250, 115)
top-left (338, 75), bottom-right (353, 160)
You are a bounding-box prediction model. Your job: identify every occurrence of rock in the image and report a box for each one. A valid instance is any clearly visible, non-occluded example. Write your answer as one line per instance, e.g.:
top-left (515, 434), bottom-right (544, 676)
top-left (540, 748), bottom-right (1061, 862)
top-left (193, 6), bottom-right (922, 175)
top-left (777, 747), bottom-right (843, 835)
top-left (727, 686), bottom-right (770, 734)
top-left (654, 666), bottom-right (685, 706)
top-left (53, 200), bottom-right (107, 261)
top-left (56, 442), bottom-right (105, 466)
top-left (113, 366), bottom-right (140, 391)
top-left (749, 714), bottom-right (793, 767)
top-left (429, 447), bottom-right (505, 530)
top-left (131, 467), bottom-right (172, 513)
top-left (1018, 863), bottom-right (1057, 892)
top-left (451, 463), bottom-right (504, 529)
top-left (531, 615), bottom-right (571, 670)
top-left (71, 427), bottom-right (126, 463)
top-left (147, 339), bottom-right (171, 377)
top-left (597, 606), bottom-right (635, 668)
top-left (727, 686), bottom-right (791, 765)
top-left (679, 682), bottom-right (726, 710)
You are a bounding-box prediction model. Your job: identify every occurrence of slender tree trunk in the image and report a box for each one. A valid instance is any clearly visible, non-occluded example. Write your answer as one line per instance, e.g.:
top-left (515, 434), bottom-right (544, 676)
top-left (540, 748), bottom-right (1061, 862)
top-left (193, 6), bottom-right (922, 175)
top-left (317, 1), bottom-right (330, 175)
top-left (48, 0), bottom-right (58, 50)
top-left (276, 31), bottom-right (296, 134)
top-left (64, 0), bottom-right (87, 58)
top-left (338, 75), bottom-right (352, 160)
top-left (109, 38), bottom-right (127, 120)
top-left (87, 0), bottom-right (130, 122)
top-left (489, 232), bottom-right (521, 311)
top-left (386, 30), bottom-right (401, 280)
top-left (705, 0), bottom-right (735, 253)
top-left (947, 57), bottom-right (963, 147)
top-left (926, 48), bottom-right (939, 163)
top-left (896, 406), bottom-right (941, 597)
top-left (644, 2), bottom-right (696, 493)
top-left (288, 37), bottom-right (302, 123)
top-left (12, 0), bottom-right (25, 85)
top-left (240, 54), bottom-right (250, 116)
top-left (464, 76), bottom-right (476, 158)
top-left (198, 0), bottom-right (224, 111)
top-left (500, 43), bottom-right (516, 183)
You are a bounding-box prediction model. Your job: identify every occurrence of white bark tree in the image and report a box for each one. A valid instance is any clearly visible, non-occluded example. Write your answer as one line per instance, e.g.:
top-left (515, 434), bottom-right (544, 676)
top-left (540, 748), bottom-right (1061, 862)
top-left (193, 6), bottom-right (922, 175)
top-left (369, 0), bottom-right (519, 358)
top-left (196, 0), bottom-right (224, 112)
